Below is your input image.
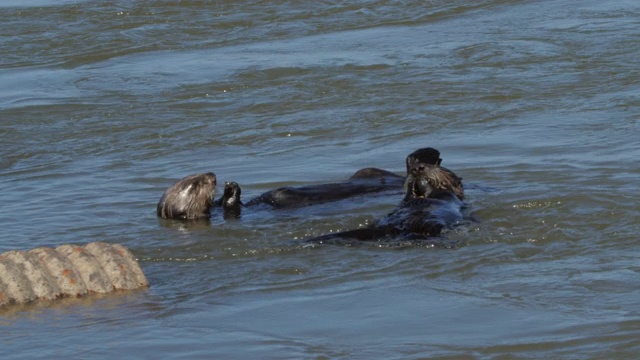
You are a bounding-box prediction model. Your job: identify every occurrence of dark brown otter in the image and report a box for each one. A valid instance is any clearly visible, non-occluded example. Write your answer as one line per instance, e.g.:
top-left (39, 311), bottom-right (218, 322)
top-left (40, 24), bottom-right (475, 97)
top-left (405, 147), bottom-right (442, 173)
top-left (155, 148), bottom-right (445, 220)
top-left (404, 162), bottom-right (464, 201)
top-left (348, 147), bottom-right (442, 180)
top-left (156, 172), bottom-right (217, 219)
top-left (243, 179), bottom-right (401, 208)
top-left (305, 162), bottom-right (465, 244)
top-left (245, 147), bottom-right (444, 209)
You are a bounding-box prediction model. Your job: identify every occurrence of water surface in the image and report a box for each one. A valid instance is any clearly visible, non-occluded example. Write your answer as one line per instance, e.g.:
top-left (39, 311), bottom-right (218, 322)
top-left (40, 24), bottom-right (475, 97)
top-left (1, 0), bottom-right (639, 358)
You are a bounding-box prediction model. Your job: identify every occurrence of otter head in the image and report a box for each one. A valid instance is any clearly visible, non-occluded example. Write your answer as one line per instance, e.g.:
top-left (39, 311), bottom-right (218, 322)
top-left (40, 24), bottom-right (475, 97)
top-left (405, 147), bottom-right (442, 175)
top-left (221, 181), bottom-right (242, 208)
top-left (405, 162), bottom-right (464, 201)
top-left (157, 172), bottom-right (216, 219)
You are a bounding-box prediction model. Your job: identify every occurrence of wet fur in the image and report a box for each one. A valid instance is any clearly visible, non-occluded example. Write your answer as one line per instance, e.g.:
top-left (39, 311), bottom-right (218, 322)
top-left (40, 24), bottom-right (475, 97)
top-left (156, 173), bottom-right (216, 219)
top-left (245, 147), bottom-right (444, 209)
top-left (404, 163), bottom-right (464, 201)
top-left (155, 148), bottom-right (447, 221)
top-left (214, 181), bottom-right (243, 219)
top-left (305, 163), bottom-right (465, 244)
top-left (244, 178), bottom-right (403, 208)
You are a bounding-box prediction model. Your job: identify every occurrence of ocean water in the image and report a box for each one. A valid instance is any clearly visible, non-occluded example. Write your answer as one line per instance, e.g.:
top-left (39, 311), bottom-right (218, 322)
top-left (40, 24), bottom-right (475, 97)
top-left (1, 0), bottom-right (639, 358)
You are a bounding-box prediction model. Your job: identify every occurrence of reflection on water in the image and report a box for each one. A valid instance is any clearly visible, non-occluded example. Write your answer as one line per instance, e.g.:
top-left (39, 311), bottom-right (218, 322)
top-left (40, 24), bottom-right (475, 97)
top-left (1, 0), bottom-right (640, 358)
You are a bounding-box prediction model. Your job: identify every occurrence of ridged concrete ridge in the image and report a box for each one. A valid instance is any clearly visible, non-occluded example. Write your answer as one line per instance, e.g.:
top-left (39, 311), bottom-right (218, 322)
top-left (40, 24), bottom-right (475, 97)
top-left (0, 242), bottom-right (148, 307)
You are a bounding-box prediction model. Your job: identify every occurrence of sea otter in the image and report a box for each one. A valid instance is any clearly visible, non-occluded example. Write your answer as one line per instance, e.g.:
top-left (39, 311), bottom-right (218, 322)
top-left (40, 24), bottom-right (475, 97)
top-left (156, 172), bottom-right (217, 219)
top-left (244, 147), bottom-right (444, 209)
top-left (350, 146), bottom-right (442, 180)
top-left (156, 147), bottom-right (445, 220)
top-left (305, 161), bottom-right (464, 244)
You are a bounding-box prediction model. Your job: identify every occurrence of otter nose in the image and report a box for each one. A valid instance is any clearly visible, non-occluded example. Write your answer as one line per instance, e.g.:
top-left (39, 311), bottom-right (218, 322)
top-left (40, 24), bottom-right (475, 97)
top-left (411, 164), bottom-right (426, 176)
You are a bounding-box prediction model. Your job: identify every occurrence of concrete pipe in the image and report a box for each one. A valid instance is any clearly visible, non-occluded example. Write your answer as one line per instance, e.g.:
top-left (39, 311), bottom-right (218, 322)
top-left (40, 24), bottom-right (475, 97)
top-left (0, 242), bottom-right (148, 307)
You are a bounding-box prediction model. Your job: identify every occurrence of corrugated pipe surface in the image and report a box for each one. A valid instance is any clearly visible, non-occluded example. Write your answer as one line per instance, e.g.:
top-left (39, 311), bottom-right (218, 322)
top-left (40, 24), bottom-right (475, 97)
top-left (0, 242), bottom-right (148, 307)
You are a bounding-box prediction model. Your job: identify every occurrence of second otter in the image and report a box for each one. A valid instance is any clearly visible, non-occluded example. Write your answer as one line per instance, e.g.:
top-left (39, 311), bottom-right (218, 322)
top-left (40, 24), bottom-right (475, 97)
top-left (304, 161), bottom-right (465, 244)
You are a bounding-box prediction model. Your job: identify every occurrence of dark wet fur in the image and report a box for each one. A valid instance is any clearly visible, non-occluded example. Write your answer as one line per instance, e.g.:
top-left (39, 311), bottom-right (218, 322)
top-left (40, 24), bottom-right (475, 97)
top-left (155, 148), bottom-right (447, 222)
top-left (405, 163), bottom-right (464, 201)
top-left (246, 147), bottom-right (443, 209)
top-left (156, 173), bottom-right (216, 220)
top-left (305, 163), bottom-right (465, 245)
top-left (244, 177), bottom-right (404, 208)
top-left (405, 147), bottom-right (442, 173)
top-left (349, 167), bottom-right (402, 180)
top-left (214, 181), bottom-right (243, 219)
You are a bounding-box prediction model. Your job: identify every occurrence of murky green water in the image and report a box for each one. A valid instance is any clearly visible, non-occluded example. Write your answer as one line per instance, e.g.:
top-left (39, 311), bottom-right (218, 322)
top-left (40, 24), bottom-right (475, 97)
top-left (1, 0), bottom-right (639, 358)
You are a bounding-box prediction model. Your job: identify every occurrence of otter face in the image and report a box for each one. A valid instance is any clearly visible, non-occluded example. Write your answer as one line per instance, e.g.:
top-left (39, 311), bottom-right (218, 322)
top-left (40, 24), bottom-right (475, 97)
top-left (222, 181), bottom-right (242, 207)
top-left (157, 172), bottom-right (216, 219)
top-left (405, 147), bottom-right (442, 175)
top-left (405, 162), bottom-right (464, 201)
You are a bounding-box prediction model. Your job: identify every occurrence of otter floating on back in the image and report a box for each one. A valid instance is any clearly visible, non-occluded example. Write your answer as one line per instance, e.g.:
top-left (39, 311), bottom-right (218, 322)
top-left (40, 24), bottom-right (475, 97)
top-left (242, 147), bottom-right (445, 209)
top-left (155, 147), bottom-right (448, 220)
